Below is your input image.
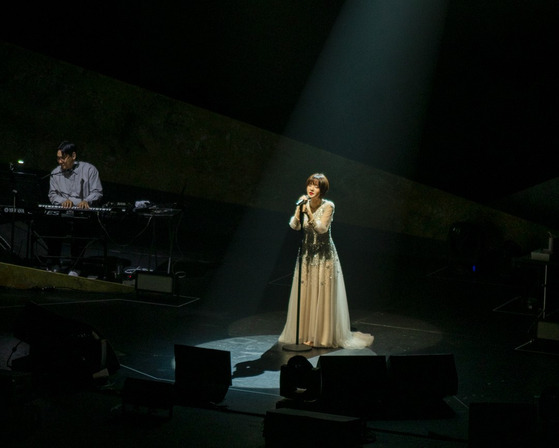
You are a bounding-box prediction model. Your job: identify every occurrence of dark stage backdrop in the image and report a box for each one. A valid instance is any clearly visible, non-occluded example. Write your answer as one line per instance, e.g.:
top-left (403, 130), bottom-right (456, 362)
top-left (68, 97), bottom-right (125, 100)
top-left (0, 42), bottom-right (551, 254)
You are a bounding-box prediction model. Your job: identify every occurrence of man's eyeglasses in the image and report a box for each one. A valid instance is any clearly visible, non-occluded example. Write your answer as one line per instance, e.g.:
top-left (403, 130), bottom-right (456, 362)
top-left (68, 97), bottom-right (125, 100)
top-left (57, 154), bottom-right (70, 161)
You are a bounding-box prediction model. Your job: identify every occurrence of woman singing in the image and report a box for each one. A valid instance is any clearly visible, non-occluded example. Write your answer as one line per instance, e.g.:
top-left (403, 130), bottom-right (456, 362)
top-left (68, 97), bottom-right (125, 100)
top-left (278, 173), bottom-right (374, 349)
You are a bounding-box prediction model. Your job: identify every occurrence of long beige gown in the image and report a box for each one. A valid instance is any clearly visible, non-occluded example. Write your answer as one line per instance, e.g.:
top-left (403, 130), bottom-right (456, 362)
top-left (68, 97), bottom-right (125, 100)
top-left (278, 199), bottom-right (374, 349)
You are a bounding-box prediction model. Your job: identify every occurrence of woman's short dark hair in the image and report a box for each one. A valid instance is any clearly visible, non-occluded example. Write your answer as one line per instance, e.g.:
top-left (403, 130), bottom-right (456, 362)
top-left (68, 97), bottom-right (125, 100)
top-left (306, 173), bottom-right (329, 197)
top-left (58, 141), bottom-right (76, 156)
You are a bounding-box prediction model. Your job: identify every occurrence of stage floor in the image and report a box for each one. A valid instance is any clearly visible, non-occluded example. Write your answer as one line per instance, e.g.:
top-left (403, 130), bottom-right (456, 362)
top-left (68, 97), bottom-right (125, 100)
top-left (2, 222), bottom-right (559, 447)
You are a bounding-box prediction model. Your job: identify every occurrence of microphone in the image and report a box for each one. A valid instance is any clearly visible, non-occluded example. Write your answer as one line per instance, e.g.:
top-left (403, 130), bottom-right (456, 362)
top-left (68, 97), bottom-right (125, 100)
top-left (41, 168), bottom-right (74, 180)
top-left (42, 171), bottom-right (61, 180)
top-left (296, 196), bottom-right (308, 206)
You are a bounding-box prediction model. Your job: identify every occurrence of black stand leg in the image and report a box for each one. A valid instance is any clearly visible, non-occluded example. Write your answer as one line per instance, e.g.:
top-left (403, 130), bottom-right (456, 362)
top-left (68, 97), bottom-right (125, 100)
top-left (10, 190), bottom-right (17, 259)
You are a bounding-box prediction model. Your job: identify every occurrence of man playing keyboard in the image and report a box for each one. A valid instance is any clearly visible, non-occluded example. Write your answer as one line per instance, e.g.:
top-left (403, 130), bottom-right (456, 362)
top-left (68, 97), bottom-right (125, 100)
top-left (49, 141), bottom-right (103, 208)
top-left (44, 141), bottom-right (103, 275)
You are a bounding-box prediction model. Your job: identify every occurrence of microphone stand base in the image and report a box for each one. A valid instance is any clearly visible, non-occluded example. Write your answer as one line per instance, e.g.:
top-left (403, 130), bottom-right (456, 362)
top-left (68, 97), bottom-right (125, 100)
top-left (282, 343), bottom-right (313, 352)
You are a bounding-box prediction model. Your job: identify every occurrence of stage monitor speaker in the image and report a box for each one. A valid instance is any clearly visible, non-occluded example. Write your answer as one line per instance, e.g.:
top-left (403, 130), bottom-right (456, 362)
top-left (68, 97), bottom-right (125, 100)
top-left (174, 344), bottom-right (231, 405)
top-left (12, 301), bottom-right (120, 385)
top-left (386, 353), bottom-right (458, 418)
top-left (121, 377), bottom-right (174, 419)
top-left (536, 320), bottom-right (559, 341)
top-left (263, 408), bottom-right (363, 448)
top-left (468, 402), bottom-right (537, 448)
top-left (317, 354), bottom-right (388, 418)
top-left (136, 272), bottom-right (174, 294)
